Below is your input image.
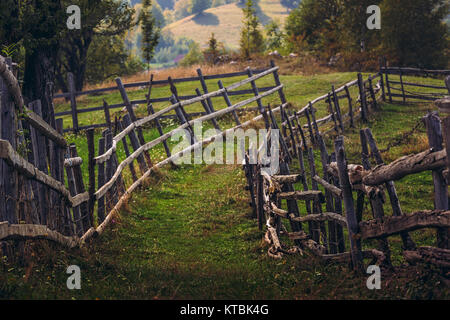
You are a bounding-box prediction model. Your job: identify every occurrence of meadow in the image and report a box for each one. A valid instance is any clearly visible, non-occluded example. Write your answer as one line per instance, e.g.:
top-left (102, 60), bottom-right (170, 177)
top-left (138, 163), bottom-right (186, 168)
top-left (1, 68), bottom-right (449, 300)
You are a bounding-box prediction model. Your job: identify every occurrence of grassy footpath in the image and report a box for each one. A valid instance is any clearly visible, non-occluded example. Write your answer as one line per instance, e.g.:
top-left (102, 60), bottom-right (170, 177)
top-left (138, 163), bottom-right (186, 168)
top-left (1, 72), bottom-right (449, 299)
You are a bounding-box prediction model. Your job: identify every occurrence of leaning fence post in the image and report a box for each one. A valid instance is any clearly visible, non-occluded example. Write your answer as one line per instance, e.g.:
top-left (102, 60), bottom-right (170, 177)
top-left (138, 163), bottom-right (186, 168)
top-left (344, 85), bottom-right (354, 127)
top-left (70, 144), bottom-right (91, 233)
top-left (357, 73), bottom-right (368, 122)
top-left (115, 77), bottom-right (153, 167)
top-left (423, 111), bottom-right (449, 249)
top-left (332, 85), bottom-right (344, 133)
top-left (103, 100), bottom-right (112, 130)
top-left (364, 128), bottom-right (416, 251)
top-left (97, 137), bottom-right (106, 224)
top-left (217, 80), bottom-right (240, 125)
top-left (334, 136), bottom-right (363, 271)
top-left (247, 68), bottom-right (270, 129)
top-left (197, 68), bottom-right (217, 114)
top-left (67, 72), bottom-right (79, 133)
top-left (383, 57), bottom-right (392, 103)
top-left (86, 128), bottom-right (96, 227)
top-left (399, 67), bottom-right (406, 104)
top-left (378, 58), bottom-right (386, 101)
top-left (270, 60), bottom-right (287, 105)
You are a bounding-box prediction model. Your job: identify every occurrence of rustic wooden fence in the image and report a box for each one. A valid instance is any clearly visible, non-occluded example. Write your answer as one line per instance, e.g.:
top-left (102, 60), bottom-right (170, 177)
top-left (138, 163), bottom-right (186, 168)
top-left (243, 74), bottom-right (450, 270)
top-left (0, 57), bottom-right (291, 250)
top-left (54, 64), bottom-right (280, 133)
top-left (380, 58), bottom-right (450, 104)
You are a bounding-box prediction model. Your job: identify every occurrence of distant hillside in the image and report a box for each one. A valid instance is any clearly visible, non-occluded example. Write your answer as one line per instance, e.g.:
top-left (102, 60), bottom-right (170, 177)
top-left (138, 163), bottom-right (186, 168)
top-left (163, 0), bottom-right (291, 49)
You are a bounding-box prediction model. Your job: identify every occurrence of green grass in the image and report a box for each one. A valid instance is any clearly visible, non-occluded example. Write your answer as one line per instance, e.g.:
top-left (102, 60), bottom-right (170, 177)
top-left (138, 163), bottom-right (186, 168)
top-left (1, 72), bottom-right (449, 299)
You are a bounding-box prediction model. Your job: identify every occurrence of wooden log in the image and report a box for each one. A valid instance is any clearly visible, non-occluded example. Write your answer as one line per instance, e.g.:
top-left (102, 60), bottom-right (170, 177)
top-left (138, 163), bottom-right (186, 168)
top-left (23, 107), bottom-right (67, 147)
top-left (67, 72), bottom-right (79, 133)
top-left (335, 136), bottom-right (363, 271)
top-left (64, 157), bottom-right (83, 167)
top-left (362, 148), bottom-right (446, 186)
top-left (0, 221), bottom-right (80, 248)
top-left (403, 246), bottom-right (450, 268)
top-left (360, 210), bottom-right (450, 239)
top-left (313, 175), bottom-right (342, 198)
top-left (217, 80), bottom-right (240, 125)
top-left (357, 73), bottom-right (368, 122)
top-left (289, 212), bottom-right (347, 227)
top-left (423, 112), bottom-right (449, 249)
top-left (70, 144), bottom-right (91, 232)
top-left (272, 174), bottom-right (302, 184)
top-left (97, 137), bottom-right (106, 223)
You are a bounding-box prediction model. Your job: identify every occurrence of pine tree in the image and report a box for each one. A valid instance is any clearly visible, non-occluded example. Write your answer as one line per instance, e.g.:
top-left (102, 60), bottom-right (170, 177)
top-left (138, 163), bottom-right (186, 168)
top-left (140, 0), bottom-right (161, 72)
top-left (208, 32), bottom-right (219, 61)
top-left (239, 0), bottom-right (264, 59)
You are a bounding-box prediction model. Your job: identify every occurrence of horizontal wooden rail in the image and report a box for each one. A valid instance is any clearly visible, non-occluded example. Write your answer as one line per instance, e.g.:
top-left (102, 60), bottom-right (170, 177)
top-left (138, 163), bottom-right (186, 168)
top-left (381, 67), bottom-right (450, 76)
top-left (359, 210), bottom-right (450, 239)
top-left (0, 221), bottom-right (80, 248)
top-left (95, 83), bottom-right (283, 165)
top-left (0, 139), bottom-right (86, 207)
top-left (53, 67), bottom-right (272, 99)
top-left (362, 148), bottom-right (446, 186)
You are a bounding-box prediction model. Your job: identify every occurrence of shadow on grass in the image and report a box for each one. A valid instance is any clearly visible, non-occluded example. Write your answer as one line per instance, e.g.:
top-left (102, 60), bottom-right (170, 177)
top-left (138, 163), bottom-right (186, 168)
top-left (192, 12), bottom-right (220, 26)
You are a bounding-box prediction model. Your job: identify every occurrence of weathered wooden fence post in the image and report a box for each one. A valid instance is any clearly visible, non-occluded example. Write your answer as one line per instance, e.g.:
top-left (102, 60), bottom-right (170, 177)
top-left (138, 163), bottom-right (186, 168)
top-left (357, 73), bottom-right (368, 122)
top-left (0, 57), bottom-right (18, 224)
top-left (334, 136), bottom-right (363, 271)
top-left (332, 85), bottom-right (344, 133)
top-left (70, 144), bottom-right (91, 233)
top-left (423, 111), bottom-right (449, 249)
top-left (217, 80), bottom-right (240, 125)
top-left (67, 72), bottom-right (79, 133)
top-left (383, 57), bottom-right (393, 103)
top-left (96, 137), bottom-right (106, 224)
top-left (86, 128), bottom-right (96, 227)
top-left (344, 85), bottom-right (354, 127)
top-left (364, 128), bottom-right (416, 250)
top-left (116, 77), bottom-right (153, 167)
